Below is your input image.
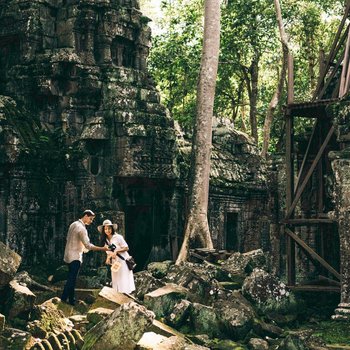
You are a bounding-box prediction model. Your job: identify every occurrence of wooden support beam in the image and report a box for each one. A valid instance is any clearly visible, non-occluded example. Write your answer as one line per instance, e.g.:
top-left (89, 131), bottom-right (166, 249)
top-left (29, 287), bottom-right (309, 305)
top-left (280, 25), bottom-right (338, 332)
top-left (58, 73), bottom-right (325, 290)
top-left (287, 231), bottom-right (296, 285)
top-left (288, 53), bottom-right (294, 104)
top-left (318, 49), bottom-right (345, 100)
top-left (317, 123), bottom-right (326, 273)
top-left (313, 3), bottom-right (350, 99)
top-left (326, 3), bottom-right (350, 63)
top-left (294, 121), bottom-right (318, 192)
top-left (285, 110), bottom-right (295, 286)
top-left (285, 228), bottom-right (341, 280)
top-left (285, 114), bottom-right (294, 209)
top-left (288, 285), bottom-right (340, 292)
top-left (318, 275), bottom-right (341, 286)
top-left (343, 32), bottom-right (350, 96)
top-left (332, 70), bottom-right (343, 98)
top-left (340, 26), bottom-right (350, 97)
top-left (283, 218), bottom-right (336, 225)
top-left (317, 122), bottom-right (325, 213)
top-left (286, 125), bottom-right (335, 220)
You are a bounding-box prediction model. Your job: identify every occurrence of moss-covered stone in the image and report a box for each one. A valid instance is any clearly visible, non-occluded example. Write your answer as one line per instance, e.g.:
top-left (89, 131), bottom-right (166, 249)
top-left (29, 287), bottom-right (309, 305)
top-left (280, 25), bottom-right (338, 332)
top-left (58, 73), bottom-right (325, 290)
top-left (82, 302), bottom-right (154, 350)
top-left (28, 297), bottom-right (70, 336)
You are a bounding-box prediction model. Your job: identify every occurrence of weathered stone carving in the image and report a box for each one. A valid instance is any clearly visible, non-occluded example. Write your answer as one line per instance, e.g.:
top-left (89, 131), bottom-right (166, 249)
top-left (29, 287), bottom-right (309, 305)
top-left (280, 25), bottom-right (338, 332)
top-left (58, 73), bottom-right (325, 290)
top-left (0, 0), bottom-right (269, 272)
top-left (0, 0), bottom-right (178, 268)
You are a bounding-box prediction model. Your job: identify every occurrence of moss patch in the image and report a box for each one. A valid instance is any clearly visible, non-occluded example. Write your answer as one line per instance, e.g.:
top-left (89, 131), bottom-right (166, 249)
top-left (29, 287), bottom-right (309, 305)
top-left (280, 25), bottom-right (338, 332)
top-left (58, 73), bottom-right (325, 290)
top-left (302, 321), bottom-right (350, 345)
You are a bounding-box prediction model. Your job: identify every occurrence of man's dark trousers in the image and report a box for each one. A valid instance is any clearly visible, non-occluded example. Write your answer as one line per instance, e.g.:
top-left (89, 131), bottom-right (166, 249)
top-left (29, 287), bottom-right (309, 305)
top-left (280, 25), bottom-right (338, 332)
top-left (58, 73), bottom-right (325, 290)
top-left (61, 260), bottom-right (81, 305)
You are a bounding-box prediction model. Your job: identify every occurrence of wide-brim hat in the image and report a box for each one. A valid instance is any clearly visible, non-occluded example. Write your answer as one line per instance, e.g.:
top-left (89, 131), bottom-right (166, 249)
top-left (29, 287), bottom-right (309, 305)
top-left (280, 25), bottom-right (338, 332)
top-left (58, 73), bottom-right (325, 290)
top-left (98, 219), bottom-right (118, 233)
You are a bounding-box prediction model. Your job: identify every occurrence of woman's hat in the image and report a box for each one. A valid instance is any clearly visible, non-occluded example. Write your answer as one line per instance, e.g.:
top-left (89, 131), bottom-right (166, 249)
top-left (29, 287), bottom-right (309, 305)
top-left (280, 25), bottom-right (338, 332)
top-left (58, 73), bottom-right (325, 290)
top-left (98, 219), bottom-right (118, 233)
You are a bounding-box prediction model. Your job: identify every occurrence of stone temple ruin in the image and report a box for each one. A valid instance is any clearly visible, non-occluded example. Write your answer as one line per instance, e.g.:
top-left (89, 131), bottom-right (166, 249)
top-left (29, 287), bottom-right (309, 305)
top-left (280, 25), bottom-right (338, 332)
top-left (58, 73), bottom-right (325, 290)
top-left (2, 0), bottom-right (350, 321)
top-left (0, 0), bottom-right (269, 272)
top-left (6, 1), bottom-right (350, 348)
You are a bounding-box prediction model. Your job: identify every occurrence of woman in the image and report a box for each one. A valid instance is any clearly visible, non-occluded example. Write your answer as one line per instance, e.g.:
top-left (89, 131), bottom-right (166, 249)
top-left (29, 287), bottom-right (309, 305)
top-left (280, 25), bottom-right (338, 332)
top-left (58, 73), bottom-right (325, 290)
top-left (98, 219), bottom-right (135, 294)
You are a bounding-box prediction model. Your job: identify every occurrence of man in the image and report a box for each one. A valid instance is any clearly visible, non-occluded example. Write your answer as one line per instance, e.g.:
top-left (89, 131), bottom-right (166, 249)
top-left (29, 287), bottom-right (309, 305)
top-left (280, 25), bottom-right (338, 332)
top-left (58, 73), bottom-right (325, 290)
top-left (61, 209), bottom-right (109, 305)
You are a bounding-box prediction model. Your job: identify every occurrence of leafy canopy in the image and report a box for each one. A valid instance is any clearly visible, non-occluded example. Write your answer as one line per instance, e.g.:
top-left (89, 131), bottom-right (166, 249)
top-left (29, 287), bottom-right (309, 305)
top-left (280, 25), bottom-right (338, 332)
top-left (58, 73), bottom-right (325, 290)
top-left (148, 0), bottom-right (343, 151)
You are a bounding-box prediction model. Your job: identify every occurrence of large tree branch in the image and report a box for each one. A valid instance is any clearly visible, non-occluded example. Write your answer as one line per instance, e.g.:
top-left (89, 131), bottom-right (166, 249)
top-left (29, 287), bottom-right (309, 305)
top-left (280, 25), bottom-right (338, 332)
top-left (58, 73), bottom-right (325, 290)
top-left (261, 0), bottom-right (290, 158)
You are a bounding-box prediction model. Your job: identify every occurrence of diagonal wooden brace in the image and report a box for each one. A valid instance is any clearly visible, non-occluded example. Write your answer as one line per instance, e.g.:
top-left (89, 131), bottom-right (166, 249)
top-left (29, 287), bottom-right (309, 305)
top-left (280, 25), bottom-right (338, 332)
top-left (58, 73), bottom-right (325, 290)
top-left (285, 227), bottom-right (340, 280)
top-left (286, 125), bottom-right (335, 220)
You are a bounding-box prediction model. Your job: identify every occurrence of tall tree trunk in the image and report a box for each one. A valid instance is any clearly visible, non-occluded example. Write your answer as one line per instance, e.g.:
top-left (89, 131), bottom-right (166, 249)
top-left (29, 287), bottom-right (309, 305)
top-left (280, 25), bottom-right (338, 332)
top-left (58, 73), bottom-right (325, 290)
top-left (242, 57), bottom-right (259, 143)
top-left (249, 57), bottom-right (259, 142)
top-left (176, 0), bottom-right (221, 264)
top-left (241, 102), bottom-right (247, 133)
top-left (261, 0), bottom-right (290, 159)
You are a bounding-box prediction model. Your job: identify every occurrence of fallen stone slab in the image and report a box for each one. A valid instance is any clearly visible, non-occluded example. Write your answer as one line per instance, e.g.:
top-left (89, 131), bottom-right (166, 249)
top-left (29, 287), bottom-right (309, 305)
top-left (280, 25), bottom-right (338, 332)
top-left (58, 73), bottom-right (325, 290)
top-left (190, 303), bottom-right (221, 338)
top-left (156, 336), bottom-right (210, 350)
top-left (0, 241), bottom-right (21, 289)
top-left (88, 296), bottom-right (118, 312)
top-left (99, 286), bottom-right (134, 305)
top-left (137, 331), bottom-right (168, 349)
top-left (213, 291), bottom-right (256, 340)
top-left (134, 270), bottom-right (166, 301)
top-left (6, 280), bottom-right (36, 320)
top-left (14, 271), bottom-right (55, 292)
top-left (87, 287), bottom-right (134, 312)
top-left (150, 319), bottom-right (187, 339)
top-left (138, 332), bottom-right (210, 350)
top-left (87, 307), bottom-right (114, 326)
top-left (221, 249), bottom-right (268, 276)
top-left (165, 299), bottom-right (191, 328)
top-left (163, 263), bottom-right (224, 304)
top-left (82, 302), bottom-right (155, 350)
top-left (144, 283), bottom-right (188, 318)
top-left (242, 268), bottom-right (291, 305)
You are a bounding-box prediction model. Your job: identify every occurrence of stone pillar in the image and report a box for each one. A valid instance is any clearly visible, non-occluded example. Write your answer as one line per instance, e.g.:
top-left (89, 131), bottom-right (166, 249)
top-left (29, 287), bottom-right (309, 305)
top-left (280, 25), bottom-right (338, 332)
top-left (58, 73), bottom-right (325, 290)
top-left (330, 151), bottom-right (350, 320)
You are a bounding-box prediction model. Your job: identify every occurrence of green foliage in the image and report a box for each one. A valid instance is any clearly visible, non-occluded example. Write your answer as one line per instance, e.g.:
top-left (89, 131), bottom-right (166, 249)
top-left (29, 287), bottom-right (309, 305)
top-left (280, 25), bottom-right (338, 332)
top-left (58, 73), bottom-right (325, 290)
top-left (309, 321), bottom-right (350, 344)
top-left (258, 291), bottom-right (300, 315)
top-left (149, 0), bottom-right (203, 128)
top-left (149, 0), bottom-right (342, 152)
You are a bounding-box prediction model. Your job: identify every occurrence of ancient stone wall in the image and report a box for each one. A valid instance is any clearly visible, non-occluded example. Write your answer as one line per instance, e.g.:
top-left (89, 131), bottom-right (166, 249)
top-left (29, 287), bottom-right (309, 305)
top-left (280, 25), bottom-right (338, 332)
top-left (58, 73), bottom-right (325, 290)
top-left (328, 97), bottom-right (350, 318)
top-left (0, 0), bottom-right (271, 271)
top-left (0, 0), bottom-right (178, 269)
top-left (174, 121), bottom-right (270, 256)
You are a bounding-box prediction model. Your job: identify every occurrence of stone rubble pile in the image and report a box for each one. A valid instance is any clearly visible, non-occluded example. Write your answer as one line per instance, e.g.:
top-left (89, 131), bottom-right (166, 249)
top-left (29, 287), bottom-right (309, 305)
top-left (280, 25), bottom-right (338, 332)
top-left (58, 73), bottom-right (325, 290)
top-left (0, 245), bottom-right (329, 350)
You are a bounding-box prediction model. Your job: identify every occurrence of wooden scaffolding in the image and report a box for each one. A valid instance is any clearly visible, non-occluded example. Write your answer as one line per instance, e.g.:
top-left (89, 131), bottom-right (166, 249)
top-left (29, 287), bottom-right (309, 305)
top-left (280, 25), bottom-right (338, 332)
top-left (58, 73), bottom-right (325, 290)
top-left (284, 2), bottom-right (350, 292)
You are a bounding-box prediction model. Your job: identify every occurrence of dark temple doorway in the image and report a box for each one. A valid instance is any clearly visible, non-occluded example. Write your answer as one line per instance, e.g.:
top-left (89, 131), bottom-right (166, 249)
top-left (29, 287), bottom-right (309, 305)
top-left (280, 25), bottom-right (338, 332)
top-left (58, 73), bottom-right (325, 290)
top-left (117, 178), bottom-right (174, 271)
top-left (125, 205), bottom-right (153, 271)
top-left (225, 212), bottom-right (239, 251)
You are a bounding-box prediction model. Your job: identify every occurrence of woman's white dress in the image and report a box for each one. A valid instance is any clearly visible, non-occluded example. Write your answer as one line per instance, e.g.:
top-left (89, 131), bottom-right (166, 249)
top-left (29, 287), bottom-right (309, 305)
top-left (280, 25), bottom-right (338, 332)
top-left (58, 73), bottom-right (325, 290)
top-left (106, 234), bottom-right (135, 294)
